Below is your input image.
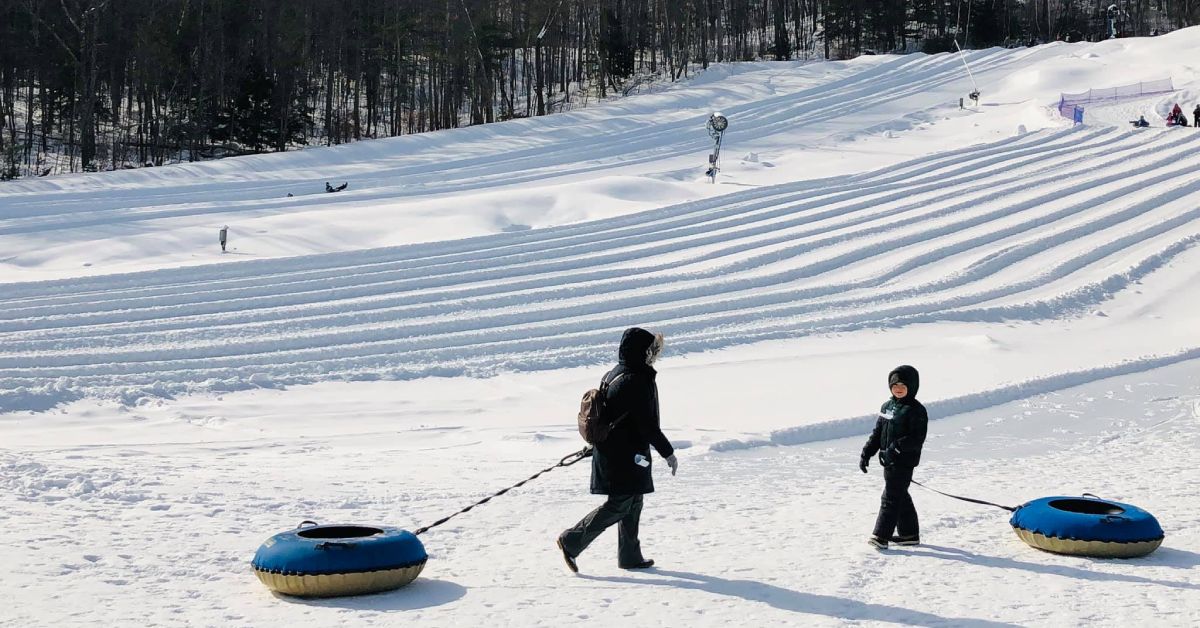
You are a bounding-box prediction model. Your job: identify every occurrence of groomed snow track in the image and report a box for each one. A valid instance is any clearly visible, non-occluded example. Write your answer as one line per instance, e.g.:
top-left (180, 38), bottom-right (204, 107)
top-left (3, 124), bottom-right (1199, 411)
top-left (0, 47), bottom-right (1039, 232)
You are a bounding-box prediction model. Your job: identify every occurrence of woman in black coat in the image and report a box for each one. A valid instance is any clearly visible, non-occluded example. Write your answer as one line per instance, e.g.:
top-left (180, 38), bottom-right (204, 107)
top-left (557, 327), bottom-right (677, 572)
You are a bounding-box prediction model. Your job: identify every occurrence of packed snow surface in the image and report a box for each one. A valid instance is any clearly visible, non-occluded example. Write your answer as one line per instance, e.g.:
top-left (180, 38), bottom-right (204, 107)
top-left (2, 29), bottom-right (1199, 627)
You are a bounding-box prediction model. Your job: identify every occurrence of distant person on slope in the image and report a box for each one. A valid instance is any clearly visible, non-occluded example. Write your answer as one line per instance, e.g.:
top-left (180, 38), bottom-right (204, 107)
top-left (219, 225), bottom-right (228, 252)
top-left (326, 181), bottom-right (348, 193)
top-left (1194, 106), bottom-right (1200, 128)
top-left (1167, 104), bottom-right (1184, 126)
top-left (860, 365), bottom-right (928, 550)
top-left (557, 328), bottom-right (677, 573)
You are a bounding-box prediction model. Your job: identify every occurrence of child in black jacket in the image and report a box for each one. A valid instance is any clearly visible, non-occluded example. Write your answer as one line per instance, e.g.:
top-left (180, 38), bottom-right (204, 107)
top-left (860, 365), bottom-right (928, 549)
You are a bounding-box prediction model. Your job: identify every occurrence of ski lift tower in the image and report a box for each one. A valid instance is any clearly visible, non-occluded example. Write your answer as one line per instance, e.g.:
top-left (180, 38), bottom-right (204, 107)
top-left (705, 112), bottom-right (728, 184)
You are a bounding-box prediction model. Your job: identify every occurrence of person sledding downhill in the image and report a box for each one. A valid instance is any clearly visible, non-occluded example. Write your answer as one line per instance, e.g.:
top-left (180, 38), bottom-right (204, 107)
top-left (557, 327), bottom-right (678, 573)
top-left (860, 365), bottom-right (929, 550)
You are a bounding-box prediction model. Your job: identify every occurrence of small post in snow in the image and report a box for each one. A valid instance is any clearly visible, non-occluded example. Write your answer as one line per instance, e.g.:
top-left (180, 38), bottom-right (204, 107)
top-left (219, 225), bottom-right (229, 253)
top-left (705, 112), bottom-right (728, 184)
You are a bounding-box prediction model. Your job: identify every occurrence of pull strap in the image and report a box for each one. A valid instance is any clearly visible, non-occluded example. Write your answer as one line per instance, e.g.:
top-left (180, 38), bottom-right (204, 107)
top-left (911, 480), bottom-right (1017, 512)
top-left (414, 447), bottom-right (593, 536)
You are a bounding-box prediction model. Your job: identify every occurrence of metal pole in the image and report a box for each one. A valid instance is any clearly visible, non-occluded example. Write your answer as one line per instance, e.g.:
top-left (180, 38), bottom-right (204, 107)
top-left (710, 134), bottom-right (722, 184)
top-left (705, 113), bottom-right (728, 184)
top-left (952, 39), bottom-right (980, 98)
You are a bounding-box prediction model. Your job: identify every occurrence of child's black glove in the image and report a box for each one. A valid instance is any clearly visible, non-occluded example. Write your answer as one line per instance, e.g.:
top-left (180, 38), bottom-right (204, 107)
top-left (859, 456), bottom-right (869, 473)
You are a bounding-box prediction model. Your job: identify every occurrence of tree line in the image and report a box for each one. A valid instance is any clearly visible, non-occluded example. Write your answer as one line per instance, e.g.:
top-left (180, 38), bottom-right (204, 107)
top-left (1, 0), bottom-right (1194, 179)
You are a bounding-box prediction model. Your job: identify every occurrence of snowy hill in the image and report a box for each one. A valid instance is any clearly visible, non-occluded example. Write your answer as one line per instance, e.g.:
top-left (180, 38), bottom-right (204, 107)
top-left (2, 31), bottom-right (1199, 627)
top-left (3, 30), bottom-right (1197, 282)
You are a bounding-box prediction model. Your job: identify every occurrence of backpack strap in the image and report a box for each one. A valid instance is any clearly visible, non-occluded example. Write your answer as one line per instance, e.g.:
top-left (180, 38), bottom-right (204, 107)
top-left (599, 369), bottom-right (629, 393)
top-left (599, 370), bottom-right (632, 430)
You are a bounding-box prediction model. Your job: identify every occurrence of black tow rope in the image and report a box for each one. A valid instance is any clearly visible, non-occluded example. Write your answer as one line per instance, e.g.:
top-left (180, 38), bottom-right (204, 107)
top-left (413, 446), bottom-right (593, 536)
top-left (911, 480), bottom-right (1017, 513)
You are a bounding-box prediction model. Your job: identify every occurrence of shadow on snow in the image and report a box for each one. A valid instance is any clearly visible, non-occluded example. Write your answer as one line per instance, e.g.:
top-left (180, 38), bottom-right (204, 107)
top-left (581, 568), bottom-right (1020, 627)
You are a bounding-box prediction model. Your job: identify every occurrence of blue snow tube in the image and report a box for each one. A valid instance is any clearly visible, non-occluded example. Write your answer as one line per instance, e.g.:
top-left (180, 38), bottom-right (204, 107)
top-left (252, 521), bottom-right (427, 597)
top-left (1010, 495), bottom-right (1163, 558)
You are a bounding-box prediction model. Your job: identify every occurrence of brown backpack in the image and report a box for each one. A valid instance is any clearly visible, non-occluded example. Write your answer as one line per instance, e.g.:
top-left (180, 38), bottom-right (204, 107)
top-left (577, 372), bottom-right (630, 445)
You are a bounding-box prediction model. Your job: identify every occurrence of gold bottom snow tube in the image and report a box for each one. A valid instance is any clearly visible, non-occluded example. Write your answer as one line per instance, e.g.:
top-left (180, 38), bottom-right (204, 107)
top-left (1013, 528), bottom-right (1162, 559)
top-left (254, 561), bottom-right (427, 597)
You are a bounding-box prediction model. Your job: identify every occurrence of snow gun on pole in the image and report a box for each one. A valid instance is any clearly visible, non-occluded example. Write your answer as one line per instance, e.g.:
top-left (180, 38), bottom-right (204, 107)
top-left (705, 112), bottom-right (728, 184)
top-left (953, 40), bottom-right (981, 106)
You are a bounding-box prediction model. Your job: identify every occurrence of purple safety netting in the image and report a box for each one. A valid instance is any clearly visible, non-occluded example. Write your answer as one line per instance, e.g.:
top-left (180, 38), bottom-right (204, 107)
top-left (1058, 78), bottom-right (1175, 118)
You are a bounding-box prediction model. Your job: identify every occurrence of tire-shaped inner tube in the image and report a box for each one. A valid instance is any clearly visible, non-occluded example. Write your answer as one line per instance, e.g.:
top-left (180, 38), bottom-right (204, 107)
top-left (252, 522), bottom-right (427, 597)
top-left (1009, 496), bottom-right (1164, 558)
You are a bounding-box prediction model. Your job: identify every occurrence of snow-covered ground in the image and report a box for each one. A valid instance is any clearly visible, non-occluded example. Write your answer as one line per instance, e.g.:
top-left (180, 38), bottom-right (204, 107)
top-left (2, 29), bottom-right (1200, 627)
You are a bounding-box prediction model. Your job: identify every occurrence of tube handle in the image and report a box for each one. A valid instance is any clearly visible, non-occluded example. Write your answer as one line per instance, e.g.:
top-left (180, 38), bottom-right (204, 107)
top-left (316, 542), bottom-right (356, 550)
